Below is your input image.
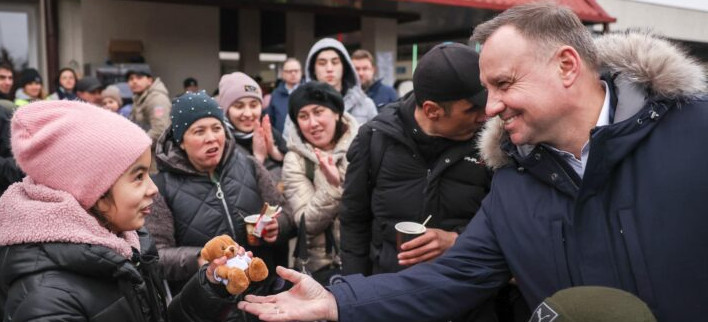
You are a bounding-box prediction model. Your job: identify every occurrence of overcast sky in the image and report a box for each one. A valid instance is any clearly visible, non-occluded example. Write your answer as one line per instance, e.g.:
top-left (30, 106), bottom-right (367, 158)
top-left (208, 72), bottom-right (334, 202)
top-left (632, 0), bottom-right (708, 12)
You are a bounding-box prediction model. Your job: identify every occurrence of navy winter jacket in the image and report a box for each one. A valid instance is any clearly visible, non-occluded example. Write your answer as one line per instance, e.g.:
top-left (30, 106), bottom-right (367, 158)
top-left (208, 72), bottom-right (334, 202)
top-left (366, 79), bottom-right (398, 109)
top-left (328, 32), bottom-right (708, 322)
top-left (265, 82), bottom-right (291, 134)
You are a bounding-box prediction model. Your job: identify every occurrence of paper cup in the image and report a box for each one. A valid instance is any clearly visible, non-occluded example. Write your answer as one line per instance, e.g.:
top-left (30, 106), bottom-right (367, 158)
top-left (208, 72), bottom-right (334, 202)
top-left (244, 214), bottom-right (261, 246)
top-left (395, 221), bottom-right (426, 252)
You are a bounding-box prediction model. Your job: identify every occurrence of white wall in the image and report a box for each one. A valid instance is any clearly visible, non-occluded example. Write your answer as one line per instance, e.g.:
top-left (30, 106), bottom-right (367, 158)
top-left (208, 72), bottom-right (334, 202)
top-left (72, 0), bottom-right (220, 95)
top-left (597, 0), bottom-right (708, 43)
top-left (58, 0), bottom-right (83, 76)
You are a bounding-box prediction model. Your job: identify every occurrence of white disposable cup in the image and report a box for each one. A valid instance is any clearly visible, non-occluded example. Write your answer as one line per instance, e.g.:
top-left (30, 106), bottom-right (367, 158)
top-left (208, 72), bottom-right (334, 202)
top-left (395, 221), bottom-right (426, 252)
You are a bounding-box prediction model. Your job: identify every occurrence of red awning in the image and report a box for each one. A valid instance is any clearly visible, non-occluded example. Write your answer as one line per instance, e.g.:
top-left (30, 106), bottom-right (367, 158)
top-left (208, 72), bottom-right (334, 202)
top-left (395, 0), bottom-right (616, 23)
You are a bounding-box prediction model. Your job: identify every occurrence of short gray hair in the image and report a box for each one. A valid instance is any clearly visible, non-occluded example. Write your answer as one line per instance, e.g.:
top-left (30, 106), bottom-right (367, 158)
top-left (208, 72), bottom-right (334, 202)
top-left (471, 2), bottom-right (599, 69)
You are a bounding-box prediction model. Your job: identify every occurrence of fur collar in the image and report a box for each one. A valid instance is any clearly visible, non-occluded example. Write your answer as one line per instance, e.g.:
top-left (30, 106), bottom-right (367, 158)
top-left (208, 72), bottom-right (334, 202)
top-left (479, 31), bottom-right (707, 169)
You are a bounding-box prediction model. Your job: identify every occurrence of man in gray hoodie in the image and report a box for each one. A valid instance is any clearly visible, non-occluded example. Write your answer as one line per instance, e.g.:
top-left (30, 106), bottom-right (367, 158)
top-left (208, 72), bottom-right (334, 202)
top-left (283, 38), bottom-right (377, 138)
top-left (127, 70), bottom-right (171, 145)
top-left (306, 38), bottom-right (377, 125)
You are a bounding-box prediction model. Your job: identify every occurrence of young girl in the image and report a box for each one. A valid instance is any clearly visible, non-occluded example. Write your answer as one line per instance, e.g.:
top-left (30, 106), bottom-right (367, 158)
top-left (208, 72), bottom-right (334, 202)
top-left (0, 100), bottom-right (244, 321)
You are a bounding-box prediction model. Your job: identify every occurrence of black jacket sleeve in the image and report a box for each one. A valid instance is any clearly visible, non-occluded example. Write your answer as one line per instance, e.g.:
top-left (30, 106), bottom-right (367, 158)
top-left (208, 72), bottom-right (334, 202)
top-left (167, 265), bottom-right (237, 321)
top-left (339, 125), bottom-right (375, 276)
top-left (3, 287), bottom-right (88, 322)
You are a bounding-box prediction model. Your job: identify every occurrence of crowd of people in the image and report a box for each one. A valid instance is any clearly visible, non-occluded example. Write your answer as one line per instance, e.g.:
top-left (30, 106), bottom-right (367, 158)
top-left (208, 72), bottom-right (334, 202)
top-left (1, 2), bottom-right (707, 322)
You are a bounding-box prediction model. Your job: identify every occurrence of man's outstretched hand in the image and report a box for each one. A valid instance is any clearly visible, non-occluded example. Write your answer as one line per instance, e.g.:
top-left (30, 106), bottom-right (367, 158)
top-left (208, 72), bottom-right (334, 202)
top-left (237, 266), bottom-right (339, 321)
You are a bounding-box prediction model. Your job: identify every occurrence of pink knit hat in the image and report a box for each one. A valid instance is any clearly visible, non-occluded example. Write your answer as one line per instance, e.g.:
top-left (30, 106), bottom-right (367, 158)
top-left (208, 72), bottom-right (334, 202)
top-left (11, 100), bottom-right (152, 209)
top-left (217, 72), bottom-right (263, 109)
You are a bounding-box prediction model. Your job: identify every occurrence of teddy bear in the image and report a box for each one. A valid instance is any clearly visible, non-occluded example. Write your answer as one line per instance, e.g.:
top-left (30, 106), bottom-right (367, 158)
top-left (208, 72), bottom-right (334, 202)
top-left (200, 235), bottom-right (269, 295)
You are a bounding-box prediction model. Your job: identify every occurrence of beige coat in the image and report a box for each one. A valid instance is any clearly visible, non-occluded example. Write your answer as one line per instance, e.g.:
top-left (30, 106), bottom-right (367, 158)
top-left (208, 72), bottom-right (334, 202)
top-left (283, 113), bottom-right (358, 272)
top-left (130, 77), bottom-right (171, 144)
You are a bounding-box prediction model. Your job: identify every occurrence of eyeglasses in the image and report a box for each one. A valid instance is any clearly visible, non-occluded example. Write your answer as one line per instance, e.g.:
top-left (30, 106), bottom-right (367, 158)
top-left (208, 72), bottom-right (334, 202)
top-left (283, 69), bottom-right (301, 74)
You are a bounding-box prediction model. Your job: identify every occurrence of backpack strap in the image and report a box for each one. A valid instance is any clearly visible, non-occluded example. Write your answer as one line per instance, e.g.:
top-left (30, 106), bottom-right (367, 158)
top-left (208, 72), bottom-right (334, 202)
top-left (304, 157), bottom-right (316, 183)
top-left (367, 126), bottom-right (387, 190)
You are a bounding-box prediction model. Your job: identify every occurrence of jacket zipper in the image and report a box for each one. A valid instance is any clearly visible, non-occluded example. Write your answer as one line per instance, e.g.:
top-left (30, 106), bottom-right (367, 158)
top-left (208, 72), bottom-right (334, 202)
top-left (213, 176), bottom-right (237, 239)
top-left (213, 175), bottom-right (249, 321)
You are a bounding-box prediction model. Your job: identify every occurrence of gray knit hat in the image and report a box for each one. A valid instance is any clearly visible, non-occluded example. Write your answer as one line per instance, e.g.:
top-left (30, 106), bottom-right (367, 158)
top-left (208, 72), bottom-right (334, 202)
top-left (170, 90), bottom-right (224, 144)
top-left (529, 286), bottom-right (657, 322)
top-left (101, 85), bottom-right (123, 107)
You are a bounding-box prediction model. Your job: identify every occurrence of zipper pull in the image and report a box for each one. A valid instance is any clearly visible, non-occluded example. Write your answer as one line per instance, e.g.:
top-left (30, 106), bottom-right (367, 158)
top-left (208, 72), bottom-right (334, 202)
top-left (215, 181), bottom-right (224, 200)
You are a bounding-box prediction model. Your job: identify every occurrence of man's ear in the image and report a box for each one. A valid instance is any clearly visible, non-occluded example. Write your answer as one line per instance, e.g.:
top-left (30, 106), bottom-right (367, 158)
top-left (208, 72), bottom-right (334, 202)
top-left (556, 46), bottom-right (581, 87)
top-left (421, 100), bottom-right (442, 120)
top-left (180, 143), bottom-right (185, 150)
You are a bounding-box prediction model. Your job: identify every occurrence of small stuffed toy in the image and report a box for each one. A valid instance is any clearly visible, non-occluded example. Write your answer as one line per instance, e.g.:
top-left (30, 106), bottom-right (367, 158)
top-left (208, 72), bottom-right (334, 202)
top-left (201, 235), bottom-right (269, 295)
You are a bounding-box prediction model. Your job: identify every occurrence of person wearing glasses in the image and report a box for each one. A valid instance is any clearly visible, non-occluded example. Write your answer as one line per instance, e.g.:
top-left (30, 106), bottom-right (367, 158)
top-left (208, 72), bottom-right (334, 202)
top-left (266, 58), bottom-right (303, 134)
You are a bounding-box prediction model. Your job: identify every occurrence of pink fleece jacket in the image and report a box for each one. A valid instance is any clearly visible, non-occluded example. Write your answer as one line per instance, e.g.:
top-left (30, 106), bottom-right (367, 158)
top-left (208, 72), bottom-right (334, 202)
top-left (0, 178), bottom-right (140, 259)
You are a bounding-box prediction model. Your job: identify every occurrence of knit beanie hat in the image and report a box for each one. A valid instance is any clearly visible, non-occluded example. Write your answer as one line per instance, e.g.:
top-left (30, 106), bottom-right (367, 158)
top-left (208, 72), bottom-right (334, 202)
top-left (11, 100), bottom-right (152, 209)
top-left (217, 72), bottom-right (262, 109)
top-left (18, 68), bottom-right (42, 89)
top-left (288, 81), bottom-right (344, 124)
top-left (529, 286), bottom-right (657, 322)
top-left (170, 90), bottom-right (224, 144)
top-left (102, 85), bottom-right (124, 107)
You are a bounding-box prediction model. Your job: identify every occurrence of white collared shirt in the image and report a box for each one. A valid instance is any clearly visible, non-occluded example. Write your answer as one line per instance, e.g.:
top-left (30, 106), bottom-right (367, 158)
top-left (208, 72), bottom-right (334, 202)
top-left (545, 81), bottom-right (611, 178)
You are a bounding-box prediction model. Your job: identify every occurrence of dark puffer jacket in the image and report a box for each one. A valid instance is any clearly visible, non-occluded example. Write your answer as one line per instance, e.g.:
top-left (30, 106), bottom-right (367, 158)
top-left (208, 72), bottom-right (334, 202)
top-left (145, 128), bottom-right (292, 321)
top-left (340, 94), bottom-right (492, 275)
top-left (0, 228), bottom-right (230, 322)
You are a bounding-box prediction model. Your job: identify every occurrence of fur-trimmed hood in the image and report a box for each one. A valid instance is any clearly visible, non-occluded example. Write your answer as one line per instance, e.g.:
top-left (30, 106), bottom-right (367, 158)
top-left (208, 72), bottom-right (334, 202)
top-left (479, 31), bottom-right (707, 169)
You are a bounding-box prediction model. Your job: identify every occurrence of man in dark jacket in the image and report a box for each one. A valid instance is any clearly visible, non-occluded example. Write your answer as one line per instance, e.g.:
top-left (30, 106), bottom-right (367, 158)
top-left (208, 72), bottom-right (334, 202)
top-left (0, 64), bottom-right (22, 194)
top-left (340, 42), bottom-right (490, 277)
top-left (238, 4), bottom-right (708, 322)
top-left (351, 49), bottom-right (398, 109)
top-left (266, 58), bottom-right (302, 134)
top-left (0, 63), bottom-right (14, 107)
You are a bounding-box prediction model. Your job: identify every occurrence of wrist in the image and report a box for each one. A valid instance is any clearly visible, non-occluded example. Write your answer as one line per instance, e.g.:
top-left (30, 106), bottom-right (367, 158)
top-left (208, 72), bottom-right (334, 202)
top-left (254, 152), bottom-right (266, 164)
top-left (269, 148), bottom-right (284, 161)
top-left (325, 291), bottom-right (339, 321)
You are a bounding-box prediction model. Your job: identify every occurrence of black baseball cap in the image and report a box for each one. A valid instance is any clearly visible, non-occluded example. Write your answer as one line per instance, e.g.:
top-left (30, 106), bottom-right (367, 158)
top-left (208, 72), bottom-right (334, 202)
top-left (75, 76), bottom-right (104, 93)
top-left (413, 42), bottom-right (487, 108)
top-left (126, 69), bottom-right (152, 79)
top-left (183, 77), bottom-right (198, 88)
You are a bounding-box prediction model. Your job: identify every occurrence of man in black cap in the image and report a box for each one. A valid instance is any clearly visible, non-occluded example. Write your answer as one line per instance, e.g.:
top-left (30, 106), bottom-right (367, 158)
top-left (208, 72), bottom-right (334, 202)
top-left (75, 76), bottom-right (104, 106)
top-left (183, 77), bottom-right (198, 94)
top-left (339, 42), bottom-right (490, 276)
top-left (0, 63), bottom-right (15, 111)
top-left (338, 42), bottom-right (501, 321)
